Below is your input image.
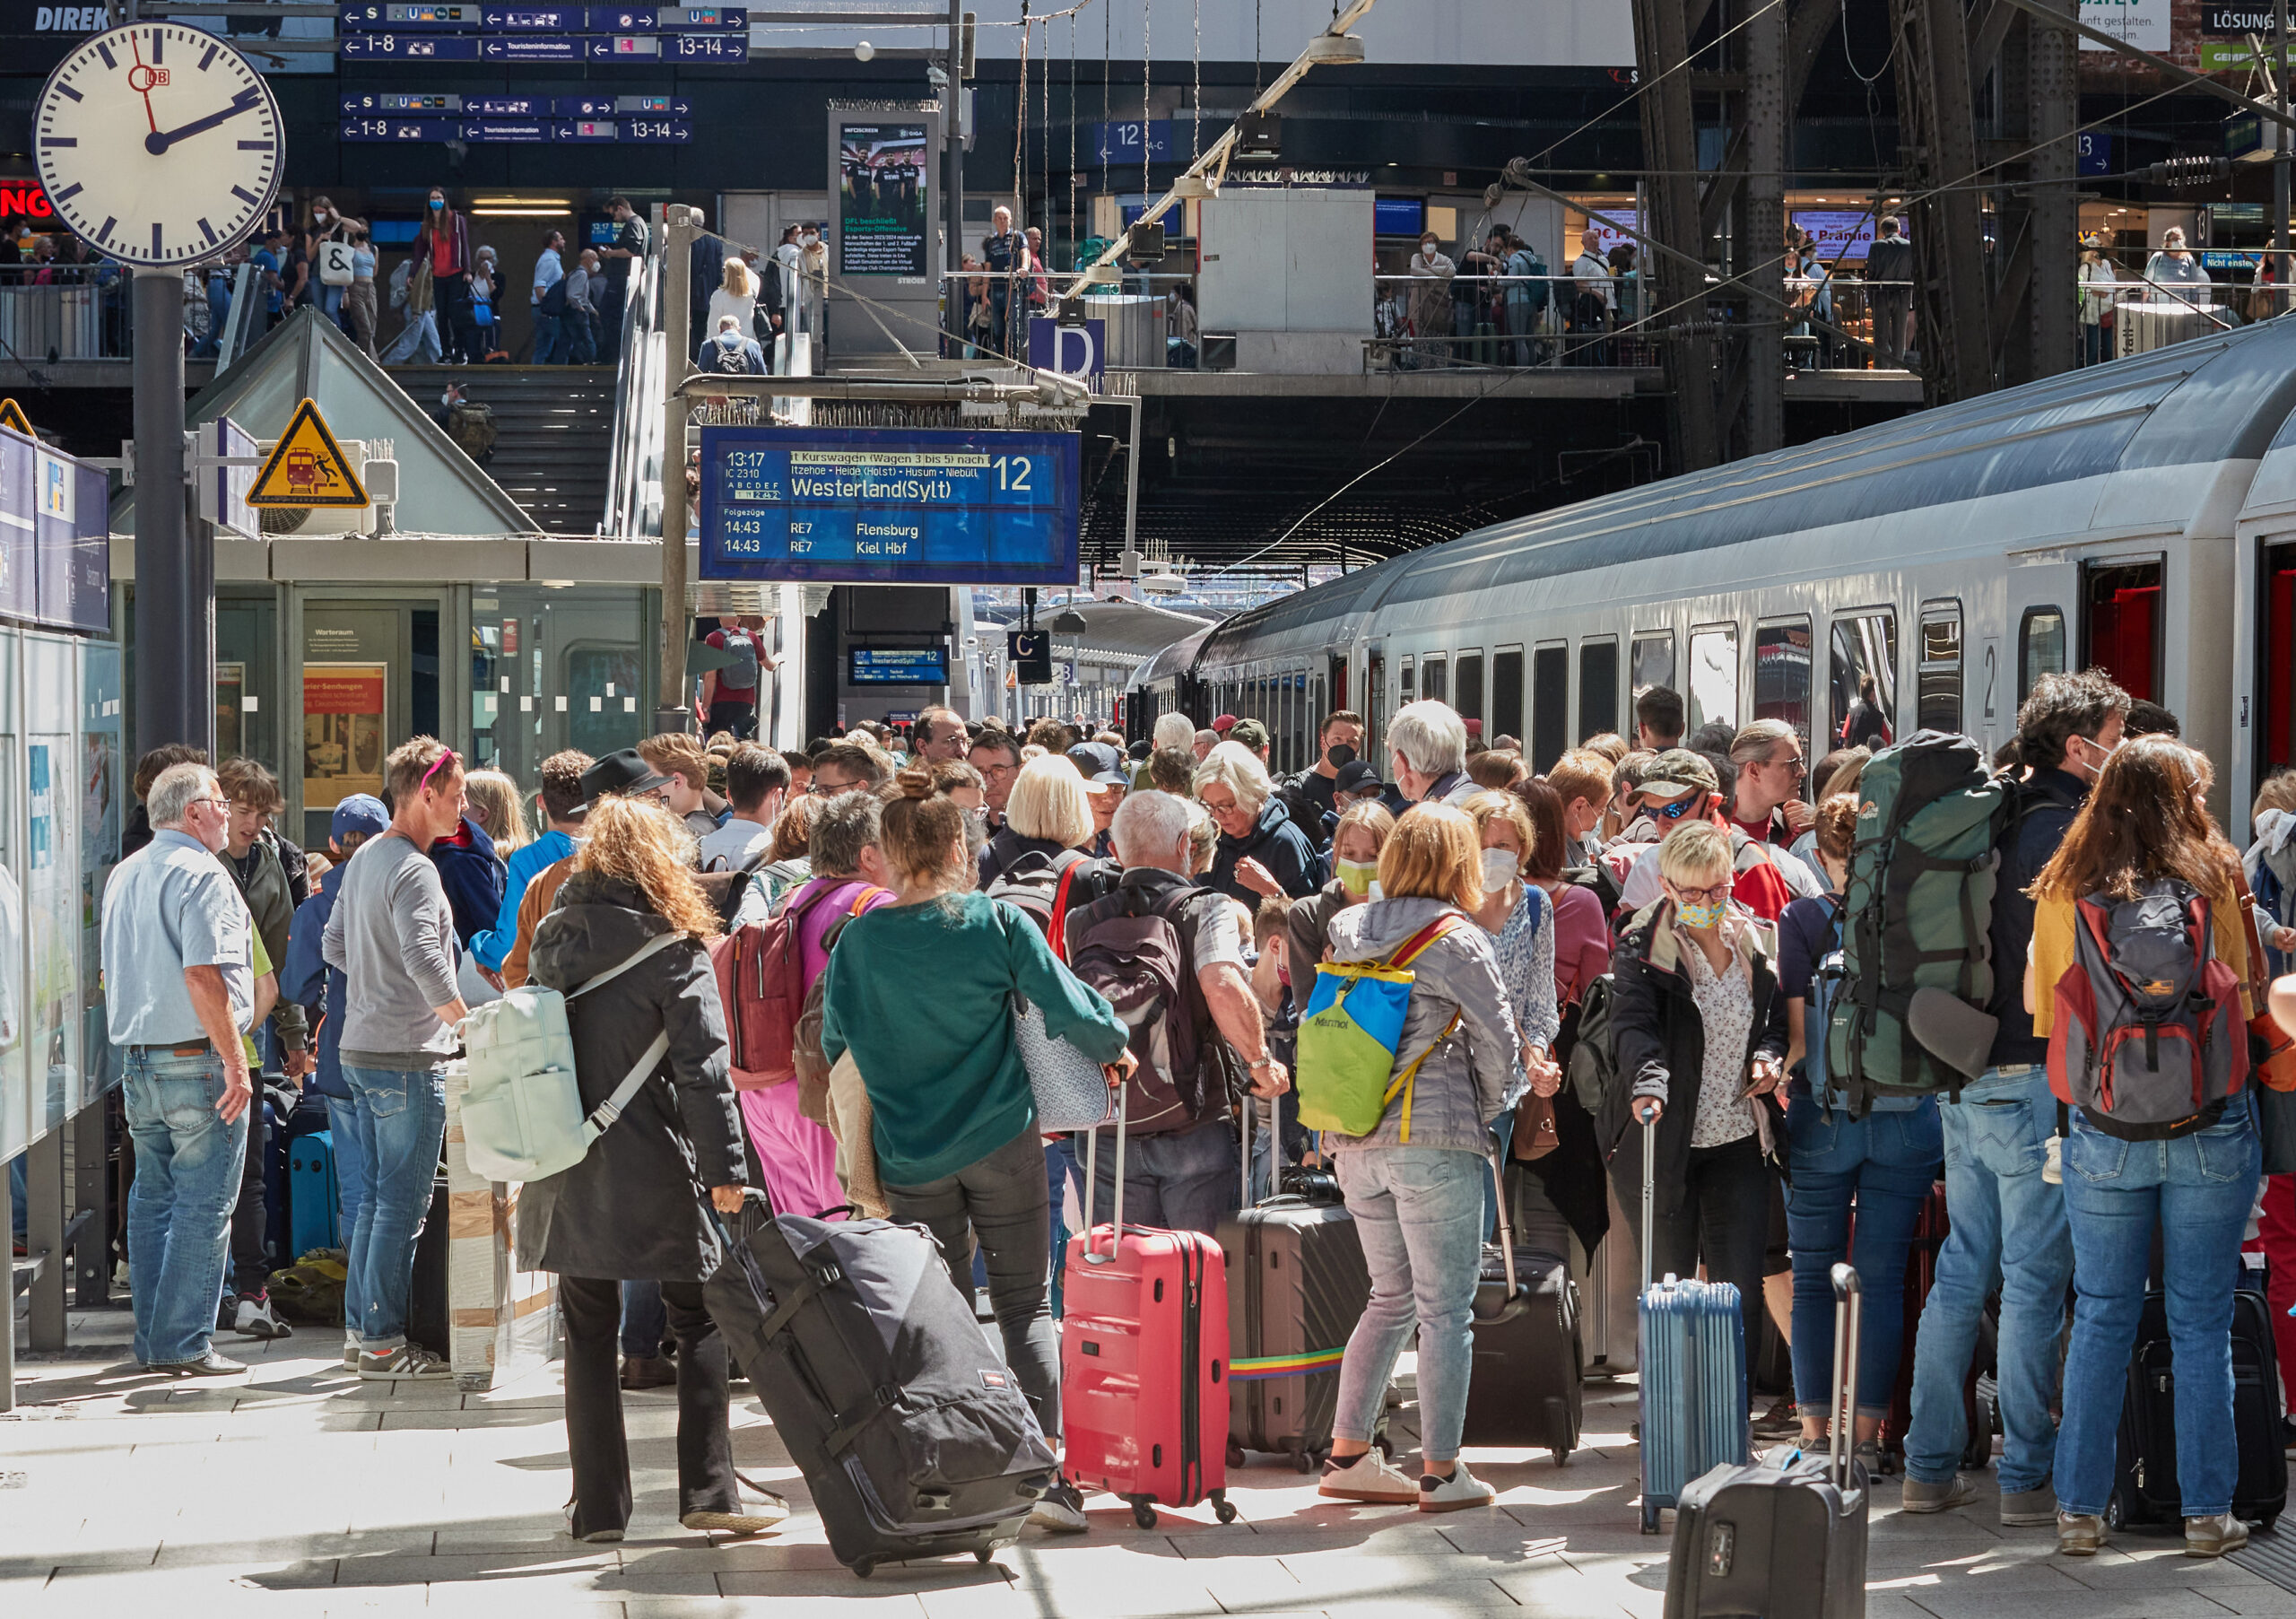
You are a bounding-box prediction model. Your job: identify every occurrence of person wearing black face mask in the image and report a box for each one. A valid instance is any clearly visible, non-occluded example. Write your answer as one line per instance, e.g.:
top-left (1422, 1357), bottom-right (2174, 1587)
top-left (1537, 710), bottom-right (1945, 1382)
top-left (1274, 709), bottom-right (1366, 857)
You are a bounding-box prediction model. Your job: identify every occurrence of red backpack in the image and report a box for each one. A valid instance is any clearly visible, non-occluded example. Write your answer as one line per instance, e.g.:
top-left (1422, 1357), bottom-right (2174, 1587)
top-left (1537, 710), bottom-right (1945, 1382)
top-left (710, 880), bottom-right (883, 1089)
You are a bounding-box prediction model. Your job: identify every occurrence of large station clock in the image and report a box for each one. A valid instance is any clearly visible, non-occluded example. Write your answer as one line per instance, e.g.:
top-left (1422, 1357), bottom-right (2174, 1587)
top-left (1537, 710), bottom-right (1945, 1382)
top-left (33, 24), bottom-right (283, 269)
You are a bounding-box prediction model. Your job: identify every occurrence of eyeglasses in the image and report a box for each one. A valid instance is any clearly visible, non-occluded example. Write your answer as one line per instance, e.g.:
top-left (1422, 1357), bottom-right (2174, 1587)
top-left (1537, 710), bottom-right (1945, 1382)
top-left (1672, 881), bottom-right (1732, 905)
top-left (810, 777), bottom-right (854, 796)
top-left (1651, 796), bottom-right (1699, 820)
top-left (1765, 753), bottom-right (1807, 777)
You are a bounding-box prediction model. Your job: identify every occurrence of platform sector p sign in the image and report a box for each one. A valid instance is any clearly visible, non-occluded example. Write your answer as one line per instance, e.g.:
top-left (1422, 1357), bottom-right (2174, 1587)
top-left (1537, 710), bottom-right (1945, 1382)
top-left (1028, 317), bottom-right (1105, 384)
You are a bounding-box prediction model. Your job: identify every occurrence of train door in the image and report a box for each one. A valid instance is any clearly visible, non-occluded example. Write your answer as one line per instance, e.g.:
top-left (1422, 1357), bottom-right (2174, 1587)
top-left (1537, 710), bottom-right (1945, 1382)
top-left (2078, 557), bottom-right (2165, 706)
top-left (2005, 556), bottom-right (2076, 709)
top-left (1918, 600), bottom-right (1968, 743)
top-left (2255, 539), bottom-right (2296, 804)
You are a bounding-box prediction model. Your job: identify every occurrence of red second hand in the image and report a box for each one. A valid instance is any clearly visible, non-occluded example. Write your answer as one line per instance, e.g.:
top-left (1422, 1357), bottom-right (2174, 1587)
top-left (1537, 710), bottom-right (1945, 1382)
top-left (130, 32), bottom-right (156, 134)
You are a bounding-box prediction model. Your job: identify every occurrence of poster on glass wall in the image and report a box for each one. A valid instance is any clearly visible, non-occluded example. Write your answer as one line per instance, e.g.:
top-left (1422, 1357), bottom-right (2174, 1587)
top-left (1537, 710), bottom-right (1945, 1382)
top-left (303, 662), bottom-right (388, 809)
top-left (217, 662), bottom-right (245, 760)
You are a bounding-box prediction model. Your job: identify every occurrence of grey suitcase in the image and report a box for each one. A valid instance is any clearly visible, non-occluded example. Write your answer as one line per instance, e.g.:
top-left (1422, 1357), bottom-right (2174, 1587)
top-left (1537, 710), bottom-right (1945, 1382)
top-left (1663, 1264), bottom-right (1870, 1616)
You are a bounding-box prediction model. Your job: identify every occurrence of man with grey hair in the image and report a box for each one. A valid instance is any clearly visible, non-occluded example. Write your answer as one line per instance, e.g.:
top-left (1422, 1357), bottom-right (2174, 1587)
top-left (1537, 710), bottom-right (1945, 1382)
top-left (1726, 718), bottom-right (1818, 849)
top-left (1387, 699), bottom-right (1474, 805)
top-left (1062, 791), bottom-right (1288, 1235)
top-left (1152, 711), bottom-right (1196, 755)
top-left (102, 759), bottom-right (262, 1376)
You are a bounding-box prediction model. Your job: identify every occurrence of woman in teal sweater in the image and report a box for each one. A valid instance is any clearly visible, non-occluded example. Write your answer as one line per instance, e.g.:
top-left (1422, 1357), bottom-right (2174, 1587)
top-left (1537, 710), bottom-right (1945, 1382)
top-left (821, 769), bottom-right (1128, 1528)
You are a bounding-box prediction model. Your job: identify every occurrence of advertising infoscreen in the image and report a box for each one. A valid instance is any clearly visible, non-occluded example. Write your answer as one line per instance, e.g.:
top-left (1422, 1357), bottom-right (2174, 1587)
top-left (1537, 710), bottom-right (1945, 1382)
top-left (836, 121), bottom-right (930, 277)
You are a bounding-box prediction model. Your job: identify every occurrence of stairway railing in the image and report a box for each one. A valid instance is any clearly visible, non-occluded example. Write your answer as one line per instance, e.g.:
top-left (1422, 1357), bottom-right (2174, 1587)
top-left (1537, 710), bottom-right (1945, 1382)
top-left (600, 245), bottom-right (665, 539)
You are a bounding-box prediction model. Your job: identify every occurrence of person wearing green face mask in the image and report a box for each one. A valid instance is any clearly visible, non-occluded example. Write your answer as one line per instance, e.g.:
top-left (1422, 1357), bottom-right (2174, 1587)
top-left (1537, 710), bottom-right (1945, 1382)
top-left (1286, 801), bottom-right (1395, 999)
top-left (1605, 817), bottom-right (1789, 1387)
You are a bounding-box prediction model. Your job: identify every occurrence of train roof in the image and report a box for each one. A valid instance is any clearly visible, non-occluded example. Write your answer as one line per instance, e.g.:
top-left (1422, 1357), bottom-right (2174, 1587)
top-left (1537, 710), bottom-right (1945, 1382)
top-left (1195, 318), bottom-right (2296, 667)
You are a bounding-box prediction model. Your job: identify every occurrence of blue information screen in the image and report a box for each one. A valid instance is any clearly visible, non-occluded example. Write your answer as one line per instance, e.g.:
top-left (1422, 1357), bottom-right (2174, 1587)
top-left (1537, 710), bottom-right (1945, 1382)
top-left (699, 425), bottom-right (1082, 587)
top-left (849, 647), bottom-right (948, 685)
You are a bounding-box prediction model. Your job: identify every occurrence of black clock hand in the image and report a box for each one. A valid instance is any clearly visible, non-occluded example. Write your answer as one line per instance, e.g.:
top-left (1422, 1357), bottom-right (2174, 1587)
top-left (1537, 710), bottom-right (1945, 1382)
top-left (144, 87), bottom-right (261, 155)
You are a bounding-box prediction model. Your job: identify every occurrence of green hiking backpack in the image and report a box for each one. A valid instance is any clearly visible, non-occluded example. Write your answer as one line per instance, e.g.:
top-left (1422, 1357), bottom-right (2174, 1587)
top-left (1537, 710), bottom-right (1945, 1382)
top-left (1824, 730), bottom-right (2009, 1113)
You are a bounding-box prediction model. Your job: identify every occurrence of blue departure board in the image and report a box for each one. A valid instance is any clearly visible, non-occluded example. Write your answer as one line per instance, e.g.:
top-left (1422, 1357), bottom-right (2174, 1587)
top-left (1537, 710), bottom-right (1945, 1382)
top-left (849, 648), bottom-right (949, 685)
top-left (699, 426), bottom-right (1082, 587)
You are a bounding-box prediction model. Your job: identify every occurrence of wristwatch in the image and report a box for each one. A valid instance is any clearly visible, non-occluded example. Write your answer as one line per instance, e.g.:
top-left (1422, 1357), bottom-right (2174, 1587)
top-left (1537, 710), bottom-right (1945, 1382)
top-left (1248, 1057), bottom-right (1274, 1073)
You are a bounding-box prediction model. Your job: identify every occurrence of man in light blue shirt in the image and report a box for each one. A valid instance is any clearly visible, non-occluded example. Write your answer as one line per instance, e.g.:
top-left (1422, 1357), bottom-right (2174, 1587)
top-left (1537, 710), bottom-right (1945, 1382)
top-left (529, 230), bottom-right (566, 365)
top-left (469, 749), bottom-right (588, 979)
top-left (100, 761), bottom-right (257, 1376)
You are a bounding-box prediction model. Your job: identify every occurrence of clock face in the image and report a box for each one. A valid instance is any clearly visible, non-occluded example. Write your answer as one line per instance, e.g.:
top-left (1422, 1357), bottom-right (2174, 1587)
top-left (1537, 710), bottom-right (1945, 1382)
top-left (33, 25), bottom-right (283, 269)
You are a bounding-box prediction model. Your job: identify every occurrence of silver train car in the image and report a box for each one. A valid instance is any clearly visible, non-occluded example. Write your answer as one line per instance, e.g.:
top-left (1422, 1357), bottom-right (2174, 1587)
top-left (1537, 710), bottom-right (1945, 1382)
top-left (1151, 321), bottom-right (2296, 832)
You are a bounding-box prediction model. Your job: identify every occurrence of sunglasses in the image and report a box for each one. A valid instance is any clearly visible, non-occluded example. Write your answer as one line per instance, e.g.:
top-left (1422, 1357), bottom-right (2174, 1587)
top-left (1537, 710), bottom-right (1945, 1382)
top-left (419, 748), bottom-right (460, 793)
top-left (1650, 796), bottom-right (1699, 820)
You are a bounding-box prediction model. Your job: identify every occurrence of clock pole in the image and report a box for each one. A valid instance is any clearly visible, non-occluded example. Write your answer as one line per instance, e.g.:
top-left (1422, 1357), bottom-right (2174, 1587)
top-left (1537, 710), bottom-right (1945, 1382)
top-left (132, 265), bottom-right (210, 755)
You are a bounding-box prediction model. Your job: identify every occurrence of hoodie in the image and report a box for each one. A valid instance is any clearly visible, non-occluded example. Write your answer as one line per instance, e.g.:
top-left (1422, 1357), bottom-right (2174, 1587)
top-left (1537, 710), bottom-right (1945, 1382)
top-left (428, 815), bottom-right (506, 949)
top-left (1320, 896), bottom-right (1523, 1155)
top-left (515, 871), bottom-right (746, 1282)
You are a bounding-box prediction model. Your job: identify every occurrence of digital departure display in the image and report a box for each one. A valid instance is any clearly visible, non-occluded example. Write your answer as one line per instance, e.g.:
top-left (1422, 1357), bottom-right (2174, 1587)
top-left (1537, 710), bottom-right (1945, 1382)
top-left (699, 426), bottom-right (1082, 587)
top-left (848, 648), bottom-right (949, 685)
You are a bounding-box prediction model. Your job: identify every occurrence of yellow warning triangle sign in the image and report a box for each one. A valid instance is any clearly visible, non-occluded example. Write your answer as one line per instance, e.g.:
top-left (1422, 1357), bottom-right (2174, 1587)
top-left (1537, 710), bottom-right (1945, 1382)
top-left (0, 399), bottom-right (31, 439)
top-left (248, 397), bottom-right (369, 509)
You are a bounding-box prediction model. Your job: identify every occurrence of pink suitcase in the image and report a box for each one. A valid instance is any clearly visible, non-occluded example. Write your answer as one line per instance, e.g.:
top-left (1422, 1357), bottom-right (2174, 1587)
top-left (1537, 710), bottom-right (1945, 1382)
top-left (1060, 1091), bottom-right (1236, 1528)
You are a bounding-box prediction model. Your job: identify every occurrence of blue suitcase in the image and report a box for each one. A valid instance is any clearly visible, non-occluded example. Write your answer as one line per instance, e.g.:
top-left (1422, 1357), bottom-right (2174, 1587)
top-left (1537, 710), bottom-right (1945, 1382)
top-left (288, 1130), bottom-right (340, 1257)
top-left (1635, 1119), bottom-right (1750, 1533)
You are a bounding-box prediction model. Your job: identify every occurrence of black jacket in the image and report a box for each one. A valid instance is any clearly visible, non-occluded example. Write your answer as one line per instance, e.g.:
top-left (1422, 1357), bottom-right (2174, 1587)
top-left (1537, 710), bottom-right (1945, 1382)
top-left (1205, 798), bottom-right (1321, 904)
top-left (1987, 767), bottom-right (2089, 1066)
top-left (977, 825), bottom-right (1070, 891)
top-left (514, 872), bottom-right (747, 1282)
top-left (1601, 900), bottom-right (1789, 1221)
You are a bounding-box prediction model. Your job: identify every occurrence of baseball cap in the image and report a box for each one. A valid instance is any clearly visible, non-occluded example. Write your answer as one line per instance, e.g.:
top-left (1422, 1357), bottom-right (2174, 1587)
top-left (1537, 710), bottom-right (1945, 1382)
top-left (1334, 760), bottom-right (1384, 796)
top-left (1463, 718), bottom-right (1483, 738)
top-left (1211, 714), bottom-right (1239, 733)
top-left (1639, 747), bottom-right (1719, 797)
top-left (1065, 741), bottom-right (1128, 788)
top-left (574, 748), bottom-right (672, 815)
top-left (331, 793), bottom-right (388, 844)
top-left (1229, 718), bottom-right (1270, 753)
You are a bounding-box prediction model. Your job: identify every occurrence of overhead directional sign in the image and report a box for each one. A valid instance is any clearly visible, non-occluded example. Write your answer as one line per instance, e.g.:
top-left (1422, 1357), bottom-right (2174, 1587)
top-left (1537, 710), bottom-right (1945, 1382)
top-left (0, 398), bottom-right (30, 438)
top-left (248, 398), bottom-right (369, 509)
top-left (699, 425), bottom-right (1082, 587)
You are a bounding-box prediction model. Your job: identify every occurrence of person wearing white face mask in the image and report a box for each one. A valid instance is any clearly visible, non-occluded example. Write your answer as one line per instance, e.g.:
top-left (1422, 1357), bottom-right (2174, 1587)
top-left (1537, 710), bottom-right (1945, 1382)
top-left (1464, 792), bottom-right (1561, 1241)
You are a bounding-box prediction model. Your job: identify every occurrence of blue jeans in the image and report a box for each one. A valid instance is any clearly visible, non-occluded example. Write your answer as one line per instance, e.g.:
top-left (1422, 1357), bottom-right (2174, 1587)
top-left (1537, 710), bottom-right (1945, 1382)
top-left (123, 1048), bottom-right (249, 1365)
top-left (1331, 1145), bottom-right (1486, 1463)
top-left (1783, 1095), bottom-right (1942, 1418)
top-left (326, 1101), bottom-right (370, 1336)
top-left (1076, 1116), bottom-right (1239, 1236)
top-left (621, 1279), bottom-right (666, 1358)
top-left (1904, 1066), bottom-right (2074, 1493)
top-left (2055, 1097), bottom-right (2262, 1518)
top-left (1046, 1136), bottom-right (1082, 1319)
top-left (337, 1065), bottom-right (448, 1353)
top-left (532, 310), bottom-right (561, 364)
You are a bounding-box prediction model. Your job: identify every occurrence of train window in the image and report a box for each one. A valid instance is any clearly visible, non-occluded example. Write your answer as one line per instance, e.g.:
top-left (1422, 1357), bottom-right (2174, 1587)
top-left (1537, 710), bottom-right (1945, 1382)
top-left (1578, 639), bottom-right (1619, 744)
top-left (1457, 653), bottom-right (1484, 722)
top-left (1367, 649), bottom-right (1387, 744)
top-left (2261, 543), bottom-right (2296, 779)
top-left (2081, 559), bottom-right (2163, 704)
top-left (1631, 630), bottom-right (1675, 696)
top-left (2019, 607), bottom-right (2066, 703)
top-left (1687, 623), bottom-right (1740, 734)
top-left (1492, 648), bottom-right (1525, 744)
top-left (1532, 643), bottom-right (1570, 774)
top-left (1422, 657), bottom-right (1448, 704)
top-left (1752, 618), bottom-right (1813, 760)
top-left (1919, 604), bottom-right (1964, 735)
top-left (1399, 656), bottom-right (1414, 708)
top-left (1829, 609), bottom-right (1899, 750)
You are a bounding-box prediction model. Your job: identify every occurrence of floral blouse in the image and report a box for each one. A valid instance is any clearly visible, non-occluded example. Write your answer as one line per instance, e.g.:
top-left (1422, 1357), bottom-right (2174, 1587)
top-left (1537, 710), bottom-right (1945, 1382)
top-left (1490, 883), bottom-right (1560, 1063)
top-left (1677, 922), bottom-right (1759, 1149)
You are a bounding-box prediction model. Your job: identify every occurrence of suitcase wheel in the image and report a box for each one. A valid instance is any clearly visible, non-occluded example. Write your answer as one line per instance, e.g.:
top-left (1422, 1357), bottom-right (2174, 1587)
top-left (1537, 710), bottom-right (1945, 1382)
top-left (2104, 1491), bottom-right (2126, 1533)
top-left (1132, 1499), bottom-right (1159, 1530)
top-left (975, 1548), bottom-right (996, 1563)
top-left (1292, 1450), bottom-right (1317, 1475)
top-left (1225, 1441), bottom-right (1246, 1470)
top-left (852, 1558), bottom-right (877, 1579)
top-left (1213, 1493), bottom-right (1239, 1525)
top-left (1551, 1447), bottom-right (1570, 1468)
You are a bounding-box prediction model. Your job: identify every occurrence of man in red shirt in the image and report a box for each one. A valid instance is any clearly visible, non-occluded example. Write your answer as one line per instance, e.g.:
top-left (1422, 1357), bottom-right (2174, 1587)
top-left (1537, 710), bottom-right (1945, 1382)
top-left (700, 614), bottom-right (774, 740)
top-left (1726, 718), bottom-right (1815, 849)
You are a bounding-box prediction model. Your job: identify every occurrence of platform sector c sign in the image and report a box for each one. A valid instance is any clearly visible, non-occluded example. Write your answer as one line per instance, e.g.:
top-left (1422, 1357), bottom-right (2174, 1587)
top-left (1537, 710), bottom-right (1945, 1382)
top-left (696, 424), bottom-right (1082, 587)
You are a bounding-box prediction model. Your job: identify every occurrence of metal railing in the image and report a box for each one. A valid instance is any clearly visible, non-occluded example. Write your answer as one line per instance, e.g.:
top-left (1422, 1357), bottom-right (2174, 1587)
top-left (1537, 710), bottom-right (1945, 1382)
top-left (0, 265), bottom-right (128, 362)
top-left (602, 248), bottom-right (665, 539)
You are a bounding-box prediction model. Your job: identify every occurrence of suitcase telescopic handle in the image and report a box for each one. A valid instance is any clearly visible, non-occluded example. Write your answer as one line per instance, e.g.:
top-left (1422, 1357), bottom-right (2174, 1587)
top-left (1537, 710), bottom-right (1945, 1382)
top-left (1471, 1147), bottom-right (1531, 1325)
top-left (1083, 1066), bottom-right (1129, 1266)
top-left (1828, 1263), bottom-right (1864, 1490)
top-left (1640, 1114), bottom-right (1656, 1295)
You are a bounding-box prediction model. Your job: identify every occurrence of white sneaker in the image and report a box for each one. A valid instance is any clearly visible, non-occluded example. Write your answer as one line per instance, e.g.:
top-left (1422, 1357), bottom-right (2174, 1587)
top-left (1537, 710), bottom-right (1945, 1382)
top-left (358, 1345), bottom-right (454, 1380)
top-left (343, 1333), bottom-right (361, 1371)
top-left (1418, 1462), bottom-right (1497, 1513)
top-left (1029, 1475), bottom-right (1089, 1533)
top-left (1318, 1449), bottom-right (1419, 1504)
top-left (234, 1293), bottom-right (291, 1340)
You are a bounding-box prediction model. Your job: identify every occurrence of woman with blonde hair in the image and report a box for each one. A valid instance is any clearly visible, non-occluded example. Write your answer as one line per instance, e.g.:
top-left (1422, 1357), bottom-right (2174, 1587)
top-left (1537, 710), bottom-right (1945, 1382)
top-left (1605, 817), bottom-right (1790, 1374)
top-left (706, 256), bottom-right (756, 343)
top-left (821, 769), bottom-right (1129, 1532)
top-left (1316, 804), bottom-right (1522, 1512)
top-left (460, 767), bottom-right (529, 856)
top-left (977, 751), bottom-right (1095, 887)
top-left (1290, 799), bottom-right (1396, 971)
top-left (517, 796), bottom-right (778, 1544)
